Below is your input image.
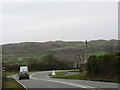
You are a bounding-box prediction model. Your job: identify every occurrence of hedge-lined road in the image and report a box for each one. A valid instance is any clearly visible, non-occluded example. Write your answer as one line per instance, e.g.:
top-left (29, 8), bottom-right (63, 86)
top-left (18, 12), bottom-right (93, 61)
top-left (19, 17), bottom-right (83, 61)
top-left (14, 70), bottom-right (119, 90)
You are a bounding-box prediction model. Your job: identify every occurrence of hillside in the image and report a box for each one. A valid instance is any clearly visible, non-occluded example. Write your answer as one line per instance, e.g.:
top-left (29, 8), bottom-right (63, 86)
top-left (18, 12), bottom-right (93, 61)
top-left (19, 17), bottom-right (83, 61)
top-left (2, 39), bottom-right (118, 55)
top-left (2, 39), bottom-right (118, 65)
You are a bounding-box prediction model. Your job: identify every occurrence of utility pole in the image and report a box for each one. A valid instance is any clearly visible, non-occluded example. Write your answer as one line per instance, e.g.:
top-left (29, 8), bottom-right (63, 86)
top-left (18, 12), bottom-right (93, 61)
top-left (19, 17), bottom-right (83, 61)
top-left (82, 53), bottom-right (84, 64)
top-left (85, 40), bottom-right (88, 62)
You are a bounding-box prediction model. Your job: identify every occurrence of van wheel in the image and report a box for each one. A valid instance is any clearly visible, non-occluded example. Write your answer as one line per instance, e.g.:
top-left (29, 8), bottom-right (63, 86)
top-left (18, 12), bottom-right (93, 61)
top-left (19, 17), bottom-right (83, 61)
top-left (19, 77), bottom-right (21, 80)
top-left (27, 77), bottom-right (29, 79)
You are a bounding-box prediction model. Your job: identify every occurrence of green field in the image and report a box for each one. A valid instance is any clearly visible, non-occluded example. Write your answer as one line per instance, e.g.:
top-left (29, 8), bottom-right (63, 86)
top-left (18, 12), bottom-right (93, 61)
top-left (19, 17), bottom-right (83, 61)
top-left (2, 51), bottom-right (108, 66)
top-left (51, 45), bottom-right (85, 51)
top-left (3, 78), bottom-right (25, 89)
top-left (30, 54), bottom-right (46, 59)
top-left (88, 51), bottom-right (108, 56)
top-left (2, 54), bottom-right (46, 65)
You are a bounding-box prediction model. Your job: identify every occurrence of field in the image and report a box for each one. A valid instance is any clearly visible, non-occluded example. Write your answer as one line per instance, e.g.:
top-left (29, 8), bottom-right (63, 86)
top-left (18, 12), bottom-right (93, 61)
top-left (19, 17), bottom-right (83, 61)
top-left (2, 51), bottom-right (108, 66)
top-left (2, 54), bottom-right (46, 65)
top-left (88, 51), bottom-right (108, 56)
top-left (2, 39), bottom-right (118, 66)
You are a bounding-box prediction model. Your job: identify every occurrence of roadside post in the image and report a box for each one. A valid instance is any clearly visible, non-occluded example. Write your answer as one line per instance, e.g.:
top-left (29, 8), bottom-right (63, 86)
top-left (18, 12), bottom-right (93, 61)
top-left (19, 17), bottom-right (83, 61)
top-left (52, 70), bottom-right (56, 75)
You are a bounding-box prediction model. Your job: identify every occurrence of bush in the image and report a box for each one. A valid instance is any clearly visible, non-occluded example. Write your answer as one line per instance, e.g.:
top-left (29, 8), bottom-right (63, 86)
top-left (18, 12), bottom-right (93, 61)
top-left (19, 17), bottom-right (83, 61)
top-left (86, 53), bottom-right (120, 79)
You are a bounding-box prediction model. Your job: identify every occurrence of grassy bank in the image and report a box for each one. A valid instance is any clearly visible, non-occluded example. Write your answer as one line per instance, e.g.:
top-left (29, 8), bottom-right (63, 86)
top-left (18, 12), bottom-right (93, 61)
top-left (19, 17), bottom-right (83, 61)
top-left (5, 71), bottom-right (18, 76)
top-left (69, 70), bottom-right (80, 72)
top-left (2, 71), bottom-right (25, 90)
top-left (52, 73), bottom-right (86, 79)
top-left (51, 72), bottom-right (119, 83)
top-left (3, 78), bottom-right (26, 90)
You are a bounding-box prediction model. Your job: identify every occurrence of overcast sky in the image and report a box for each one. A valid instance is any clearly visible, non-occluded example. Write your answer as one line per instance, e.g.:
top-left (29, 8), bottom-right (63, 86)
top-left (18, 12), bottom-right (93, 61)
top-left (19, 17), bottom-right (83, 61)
top-left (0, 1), bottom-right (118, 44)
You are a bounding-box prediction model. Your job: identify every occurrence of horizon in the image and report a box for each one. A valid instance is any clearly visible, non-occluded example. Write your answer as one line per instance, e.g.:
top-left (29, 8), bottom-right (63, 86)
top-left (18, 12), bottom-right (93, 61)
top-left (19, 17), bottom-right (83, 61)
top-left (1, 38), bottom-right (118, 45)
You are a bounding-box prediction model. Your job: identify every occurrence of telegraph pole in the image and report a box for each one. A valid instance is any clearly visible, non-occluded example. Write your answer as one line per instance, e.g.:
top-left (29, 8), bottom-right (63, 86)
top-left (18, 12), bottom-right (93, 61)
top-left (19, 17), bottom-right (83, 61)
top-left (85, 40), bottom-right (88, 62)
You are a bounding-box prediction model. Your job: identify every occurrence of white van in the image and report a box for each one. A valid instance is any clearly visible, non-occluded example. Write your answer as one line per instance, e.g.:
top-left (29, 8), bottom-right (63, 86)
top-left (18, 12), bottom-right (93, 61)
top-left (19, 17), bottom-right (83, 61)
top-left (20, 66), bottom-right (28, 72)
top-left (18, 66), bottom-right (29, 80)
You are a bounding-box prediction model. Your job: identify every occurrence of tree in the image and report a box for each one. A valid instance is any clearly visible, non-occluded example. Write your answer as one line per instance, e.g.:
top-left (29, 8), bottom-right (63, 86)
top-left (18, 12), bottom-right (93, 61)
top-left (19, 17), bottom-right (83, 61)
top-left (86, 55), bottom-right (99, 76)
top-left (42, 54), bottom-right (58, 70)
top-left (86, 53), bottom-right (120, 80)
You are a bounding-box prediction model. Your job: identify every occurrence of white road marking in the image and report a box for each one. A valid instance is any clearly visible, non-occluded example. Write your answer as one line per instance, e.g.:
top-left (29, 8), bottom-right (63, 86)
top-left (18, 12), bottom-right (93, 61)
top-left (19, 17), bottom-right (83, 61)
top-left (14, 74), bottom-right (28, 90)
top-left (30, 72), bottom-right (98, 89)
top-left (46, 76), bottom-right (50, 78)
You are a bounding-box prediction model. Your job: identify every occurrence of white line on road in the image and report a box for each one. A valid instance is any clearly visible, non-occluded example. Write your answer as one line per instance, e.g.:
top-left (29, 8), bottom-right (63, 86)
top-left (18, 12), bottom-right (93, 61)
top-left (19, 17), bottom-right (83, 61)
top-left (30, 72), bottom-right (98, 89)
top-left (14, 75), bottom-right (28, 90)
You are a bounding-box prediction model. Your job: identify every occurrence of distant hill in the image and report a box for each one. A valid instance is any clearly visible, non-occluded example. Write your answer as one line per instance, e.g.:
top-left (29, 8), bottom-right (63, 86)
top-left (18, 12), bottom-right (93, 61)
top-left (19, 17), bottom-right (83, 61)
top-left (2, 39), bottom-right (118, 56)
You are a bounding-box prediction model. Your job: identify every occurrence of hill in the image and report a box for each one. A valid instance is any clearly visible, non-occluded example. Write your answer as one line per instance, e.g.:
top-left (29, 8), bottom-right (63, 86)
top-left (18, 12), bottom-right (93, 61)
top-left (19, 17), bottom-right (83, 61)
top-left (2, 39), bottom-right (118, 65)
top-left (2, 39), bottom-right (118, 55)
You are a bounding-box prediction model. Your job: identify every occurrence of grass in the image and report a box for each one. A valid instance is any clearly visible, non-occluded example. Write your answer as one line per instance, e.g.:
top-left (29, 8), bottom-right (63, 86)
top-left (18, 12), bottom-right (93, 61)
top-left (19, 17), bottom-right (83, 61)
top-left (88, 51), bottom-right (108, 56)
top-left (30, 54), bottom-right (46, 59)
top-left (3, 51), bottom-right (107, 66)
top-left (53, 73), bottom-right (87, 79)
top-left (52, 72), bottom-right (119, 83)
top-left (69, 70), bottom-right (80, 72)
top-left (3, 60), bottom-right (26, 63)
top-left (4, 62), bottom-right (28, 66)
top-left (3, 78), bottom-right (26, 89)
top-left (5, 71), bottom-right (19, 76)
top-left (3, 71), bottom-right (25, 89)
top-left (55, 72), bottom-right (67, 75)
top-left (51, 45), bottom-right (84, 51)
top-left (48, 71), bottom-right (67, 76)
top-left (3, 54), bottom-right (46, 66)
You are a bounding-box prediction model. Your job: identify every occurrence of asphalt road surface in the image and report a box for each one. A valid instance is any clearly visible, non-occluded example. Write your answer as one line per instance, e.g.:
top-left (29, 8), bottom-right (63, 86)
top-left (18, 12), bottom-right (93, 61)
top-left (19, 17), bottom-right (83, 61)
top-left (14, 70), bottom-right (119, 90)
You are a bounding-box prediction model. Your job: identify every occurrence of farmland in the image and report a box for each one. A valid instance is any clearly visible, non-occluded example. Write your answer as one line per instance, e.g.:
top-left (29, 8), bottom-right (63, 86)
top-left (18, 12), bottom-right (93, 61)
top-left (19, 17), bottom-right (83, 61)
top-left (2, 39), bottom-right (118, 66)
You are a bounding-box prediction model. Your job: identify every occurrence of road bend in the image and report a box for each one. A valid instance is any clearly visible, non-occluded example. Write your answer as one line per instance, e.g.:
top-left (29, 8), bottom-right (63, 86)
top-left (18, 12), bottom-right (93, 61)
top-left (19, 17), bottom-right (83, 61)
top-left (14, 70), bottom-right (119, 90)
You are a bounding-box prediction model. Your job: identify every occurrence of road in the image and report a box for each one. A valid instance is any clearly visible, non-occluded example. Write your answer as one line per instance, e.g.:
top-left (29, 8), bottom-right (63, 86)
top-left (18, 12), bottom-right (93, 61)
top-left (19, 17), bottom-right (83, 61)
top-left (14, 70), bottom-right (119, 90)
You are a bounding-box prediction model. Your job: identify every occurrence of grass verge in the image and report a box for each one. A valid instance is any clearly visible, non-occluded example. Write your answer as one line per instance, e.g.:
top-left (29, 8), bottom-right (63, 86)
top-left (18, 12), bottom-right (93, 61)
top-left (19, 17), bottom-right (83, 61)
top-left (52, 73), bottom-right (86, 79)
top-left (48, 71), bottom-right (67, 76)
top-left (69, 70), bottom-right (80, 72)
top-left (5, 71), bottom-right (19, 76)
top-left (3, 78), bottom-right (26, 90)
top-left (52, 73), bottom-right (119, 83)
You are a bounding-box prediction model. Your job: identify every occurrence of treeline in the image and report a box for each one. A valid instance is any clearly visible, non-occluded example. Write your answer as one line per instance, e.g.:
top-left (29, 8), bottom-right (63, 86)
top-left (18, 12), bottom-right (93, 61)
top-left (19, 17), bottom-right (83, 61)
top-left (3, 54), bottom-right (73, 72)
top-left (86, 52), bottom-right (120, 80)
top-left (28, 54), bottom-right (72, 71)
top-left (3, 64), bottom-right (20, 72)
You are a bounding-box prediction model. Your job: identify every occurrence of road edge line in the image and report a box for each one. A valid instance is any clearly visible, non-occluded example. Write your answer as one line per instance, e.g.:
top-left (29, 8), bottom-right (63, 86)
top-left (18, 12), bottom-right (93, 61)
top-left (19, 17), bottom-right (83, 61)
top-left (30, 72), bottom-right (97, 89)
top-left (13, 75), bottom-right (28, 90)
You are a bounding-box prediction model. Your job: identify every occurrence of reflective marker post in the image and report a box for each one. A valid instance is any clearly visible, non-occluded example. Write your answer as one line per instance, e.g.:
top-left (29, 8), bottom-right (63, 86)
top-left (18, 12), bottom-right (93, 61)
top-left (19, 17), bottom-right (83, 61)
top-left (52, 70), bottom-right (56, 75)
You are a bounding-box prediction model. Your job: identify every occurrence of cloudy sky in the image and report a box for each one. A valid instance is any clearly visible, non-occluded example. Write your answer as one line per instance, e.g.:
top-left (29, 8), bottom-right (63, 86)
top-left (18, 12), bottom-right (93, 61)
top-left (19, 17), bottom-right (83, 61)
top-left (0, 0), bottom-right (118, 44)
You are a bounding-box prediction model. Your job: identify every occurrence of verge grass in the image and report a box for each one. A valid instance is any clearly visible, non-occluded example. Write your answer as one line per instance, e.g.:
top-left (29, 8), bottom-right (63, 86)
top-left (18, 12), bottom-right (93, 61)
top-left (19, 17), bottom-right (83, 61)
top-left (3, 78), bottom-right (25, 89)
top-left (5, 71), bottom-right (18, 76)
top-left (48, 71), bottom-right (67, 76)
top-left (51, 72), bottom-right (119, 83)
